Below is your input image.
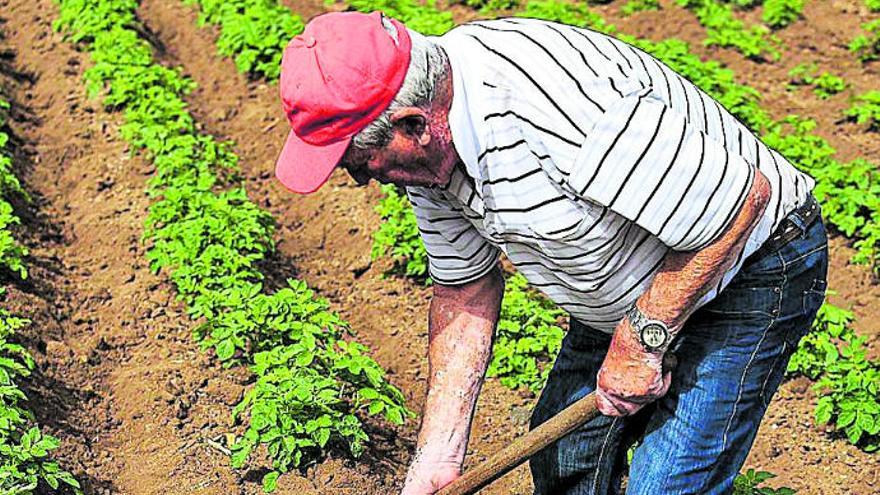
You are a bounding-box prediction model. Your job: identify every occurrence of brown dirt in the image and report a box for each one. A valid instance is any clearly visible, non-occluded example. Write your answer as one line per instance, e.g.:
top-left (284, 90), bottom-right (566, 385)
top-left (0, 0), bottom-right (878, 494)
top-left (2, 1), bottom-right (250, 493)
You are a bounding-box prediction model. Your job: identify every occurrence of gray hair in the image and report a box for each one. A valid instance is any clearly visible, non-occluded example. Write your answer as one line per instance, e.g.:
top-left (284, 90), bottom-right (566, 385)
top-left (351, 21), bottom-right (448, 151)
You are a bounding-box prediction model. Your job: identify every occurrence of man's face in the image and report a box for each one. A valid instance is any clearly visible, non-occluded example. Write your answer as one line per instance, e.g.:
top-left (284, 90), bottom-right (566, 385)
top-left (339, 114), bottom-right (455, 188)
top-left (338, 67), bottom-right (458, 189)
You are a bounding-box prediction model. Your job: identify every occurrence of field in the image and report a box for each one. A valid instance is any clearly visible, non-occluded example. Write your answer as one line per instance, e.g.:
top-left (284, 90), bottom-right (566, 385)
top-left (0, 0), bottom-right (878, 493)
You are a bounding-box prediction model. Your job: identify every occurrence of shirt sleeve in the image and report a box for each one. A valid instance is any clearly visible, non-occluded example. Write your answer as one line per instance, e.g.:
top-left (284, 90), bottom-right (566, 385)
top-left (566, 86), bottom-right (756, 252)
top-left (406, 187), bottom-right (501, 285)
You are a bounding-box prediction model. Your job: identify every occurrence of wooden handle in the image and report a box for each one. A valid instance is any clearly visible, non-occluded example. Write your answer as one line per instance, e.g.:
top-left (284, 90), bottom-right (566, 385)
top-left (437, 392), bottom-right (600, 495)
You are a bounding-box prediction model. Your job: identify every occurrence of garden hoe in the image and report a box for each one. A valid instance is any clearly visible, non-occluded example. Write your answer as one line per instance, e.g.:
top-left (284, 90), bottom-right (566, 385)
top-left (436, 391), bottom-right (600, 495)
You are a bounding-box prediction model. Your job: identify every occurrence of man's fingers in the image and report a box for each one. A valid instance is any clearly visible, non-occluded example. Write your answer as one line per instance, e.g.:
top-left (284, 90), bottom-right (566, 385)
top-left (596, 388), bottom-right (645, 417)
top-left (596, 389), bottom-right (623, 416)
top-left (660, 352), bottom-right (677, 395)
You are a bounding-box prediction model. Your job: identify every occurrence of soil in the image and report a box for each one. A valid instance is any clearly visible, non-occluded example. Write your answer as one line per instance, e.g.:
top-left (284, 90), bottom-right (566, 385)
top-left (0, 0), bottom-right (877, 494)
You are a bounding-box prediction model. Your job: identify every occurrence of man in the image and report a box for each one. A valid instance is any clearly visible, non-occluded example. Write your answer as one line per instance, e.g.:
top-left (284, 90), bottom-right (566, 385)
top-left (275, 10), bottom-right (828, 495)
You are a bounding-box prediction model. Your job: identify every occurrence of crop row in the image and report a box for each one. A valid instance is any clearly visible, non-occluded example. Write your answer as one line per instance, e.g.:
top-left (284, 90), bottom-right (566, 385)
top-left (678, 0), bottom-right (880, 69)
top-left (52, 0), bottom-right (411, 491)
top-left (0, 92), bottom-right (80, 491)
top-left (787, 303), bottom-right (880, 451)
top-left (852, 19), bottom-right (880, 62)
top-left (675, 0), bottom-right (783, 61)
top-left (181, 0), bottom-right (879, 453)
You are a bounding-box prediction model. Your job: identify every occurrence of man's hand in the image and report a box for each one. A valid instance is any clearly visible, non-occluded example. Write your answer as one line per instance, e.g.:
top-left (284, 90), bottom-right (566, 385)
top-left (401, 460), bottom-right (460, 495)
top-left (595, 318), bottom-right (676, 416)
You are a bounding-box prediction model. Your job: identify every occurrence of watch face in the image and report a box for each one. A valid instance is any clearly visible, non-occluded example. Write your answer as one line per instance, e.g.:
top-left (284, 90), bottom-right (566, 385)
top-left (641, 323), bottom-right (668, 349)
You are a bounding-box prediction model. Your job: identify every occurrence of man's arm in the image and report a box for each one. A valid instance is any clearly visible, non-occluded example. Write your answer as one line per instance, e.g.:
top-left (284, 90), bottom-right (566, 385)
top-left (402, 265), bottom-right (505, 495)
top-left (639, 169), bottom-right (773, 328)
top-left (596, 168), bottom-right (772, 416)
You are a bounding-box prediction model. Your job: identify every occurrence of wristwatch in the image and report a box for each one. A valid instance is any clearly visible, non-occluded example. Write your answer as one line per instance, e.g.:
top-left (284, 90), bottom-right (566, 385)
top-left (625, 305), bottom-right (670, 353)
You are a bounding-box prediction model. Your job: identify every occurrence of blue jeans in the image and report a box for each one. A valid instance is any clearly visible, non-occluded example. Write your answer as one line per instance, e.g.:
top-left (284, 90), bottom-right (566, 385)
top-left (529, 214), bottom-right (829, 494)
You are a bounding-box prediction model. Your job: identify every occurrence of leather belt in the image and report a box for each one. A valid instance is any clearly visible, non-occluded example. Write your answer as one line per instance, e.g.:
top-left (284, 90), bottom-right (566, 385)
top-left (753, 194), bottom-right (821, 259)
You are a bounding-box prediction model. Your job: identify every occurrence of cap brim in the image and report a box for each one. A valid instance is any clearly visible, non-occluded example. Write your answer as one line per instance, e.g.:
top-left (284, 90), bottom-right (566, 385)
top-left (275, 130), bottom-right (350, 194)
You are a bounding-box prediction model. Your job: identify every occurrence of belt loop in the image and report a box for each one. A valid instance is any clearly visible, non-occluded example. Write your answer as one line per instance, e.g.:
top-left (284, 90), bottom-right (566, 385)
top-left (793, 195), bottom-right (820, 236)
top-left (788, 208), bottom-right (808, 235)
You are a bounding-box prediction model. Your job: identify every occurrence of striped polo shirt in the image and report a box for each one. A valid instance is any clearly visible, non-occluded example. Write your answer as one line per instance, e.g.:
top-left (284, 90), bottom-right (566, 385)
top-left (407, 17), bottom-right (815, 332)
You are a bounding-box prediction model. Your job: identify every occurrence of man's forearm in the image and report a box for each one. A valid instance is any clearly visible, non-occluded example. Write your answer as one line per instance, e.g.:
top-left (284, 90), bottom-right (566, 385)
top-left (410, 267), bottom-right (504, 468)
top-left (639, 169), bottom-right (772, 331)
top-left (596, 170), bottom-right (773, 416)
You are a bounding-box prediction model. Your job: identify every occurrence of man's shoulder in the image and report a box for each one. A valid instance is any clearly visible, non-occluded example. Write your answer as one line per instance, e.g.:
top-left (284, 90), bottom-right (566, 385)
top-left (436, 16), bottom-right (566, 40)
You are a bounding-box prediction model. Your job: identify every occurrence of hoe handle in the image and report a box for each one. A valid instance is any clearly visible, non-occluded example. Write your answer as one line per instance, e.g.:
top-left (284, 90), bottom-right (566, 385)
top-left (436, 392), bottom-right (600, 495)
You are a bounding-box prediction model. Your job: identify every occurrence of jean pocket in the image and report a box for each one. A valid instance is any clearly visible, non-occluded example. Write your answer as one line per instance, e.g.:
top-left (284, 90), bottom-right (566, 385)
top-left (802, 278), bottom-right (828, 316)
top-left (781, 278), bottom-right (829, 350)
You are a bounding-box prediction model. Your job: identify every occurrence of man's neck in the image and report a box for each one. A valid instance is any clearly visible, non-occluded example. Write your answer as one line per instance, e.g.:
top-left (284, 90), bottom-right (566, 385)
top-left (426, 51), bottom-right (461, 189)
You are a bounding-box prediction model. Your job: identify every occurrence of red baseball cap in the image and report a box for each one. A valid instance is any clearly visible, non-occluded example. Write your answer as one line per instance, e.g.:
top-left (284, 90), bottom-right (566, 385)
top-left (276, 11), bottom-right (412, 194)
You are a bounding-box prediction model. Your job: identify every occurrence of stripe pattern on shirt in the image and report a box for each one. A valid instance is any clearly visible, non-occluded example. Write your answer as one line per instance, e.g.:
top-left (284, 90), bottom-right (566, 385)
top-left (407, 17), bottom-right (815, 332)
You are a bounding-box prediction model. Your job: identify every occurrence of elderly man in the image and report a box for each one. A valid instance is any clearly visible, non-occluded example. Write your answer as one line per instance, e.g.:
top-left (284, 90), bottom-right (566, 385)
top-left (275, 10), bottom-right (828, 495)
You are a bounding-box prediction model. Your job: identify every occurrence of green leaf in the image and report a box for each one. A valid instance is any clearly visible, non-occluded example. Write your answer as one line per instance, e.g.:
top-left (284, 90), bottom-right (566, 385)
top-left (262, 471), bottom-right (280, 493)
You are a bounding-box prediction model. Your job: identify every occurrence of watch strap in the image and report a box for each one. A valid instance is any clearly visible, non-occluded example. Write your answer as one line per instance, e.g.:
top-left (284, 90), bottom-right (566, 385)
top-left (625, 305), bottom-right (670, 353)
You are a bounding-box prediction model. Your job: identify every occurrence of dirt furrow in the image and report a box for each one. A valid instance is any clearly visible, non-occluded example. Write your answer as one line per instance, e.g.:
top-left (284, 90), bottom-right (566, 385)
top-left (2, 0), bottom-right (255, 493)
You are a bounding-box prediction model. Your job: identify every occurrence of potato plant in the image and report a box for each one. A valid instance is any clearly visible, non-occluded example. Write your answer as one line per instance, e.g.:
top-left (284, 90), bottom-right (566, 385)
top-left (0, 97), bottom-right (80, 493)
top-left (787, 63), bottom-right (848, 99)
top-left (487, 273), bottom-right (565, 393)
top-left (675, 0), bottom-right (781, 60)
top-left (845, 90), bottom-right (880, 131)
top-left (787, 302), bottom-right (856, 379)
top-left (850, 19), bottom-right (880, 62)
top-left (761, 0), bottom-right (804, 28)
top-left (733, 469), bottom-right (796, 494)
top-left (0, 102), bottom-right (28, 281)
top-left (372, 185), bottom-right (430, 282)
top-left (788, 302), bottom-right (880, 452)
top-left (814, 337), bottom-right (880, 451)
top-left (185, 0), bottom-right (303, 80)
top-left (0, 310), bottom-right (81, 494)
top-left (54, 0), bottom-right (412, 491)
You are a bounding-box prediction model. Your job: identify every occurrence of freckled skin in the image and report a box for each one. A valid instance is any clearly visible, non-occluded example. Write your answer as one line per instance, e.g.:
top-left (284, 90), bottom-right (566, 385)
top-left (596, 171), bottom-right (772, 416)
top-left (339, 51), bottom-right (775, 493)
top-left (402, 267), bottom-right (504, 494)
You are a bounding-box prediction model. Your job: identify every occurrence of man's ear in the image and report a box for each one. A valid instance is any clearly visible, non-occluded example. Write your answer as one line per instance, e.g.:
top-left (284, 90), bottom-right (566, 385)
top-left (390, 107), bottom-right (430, 146)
